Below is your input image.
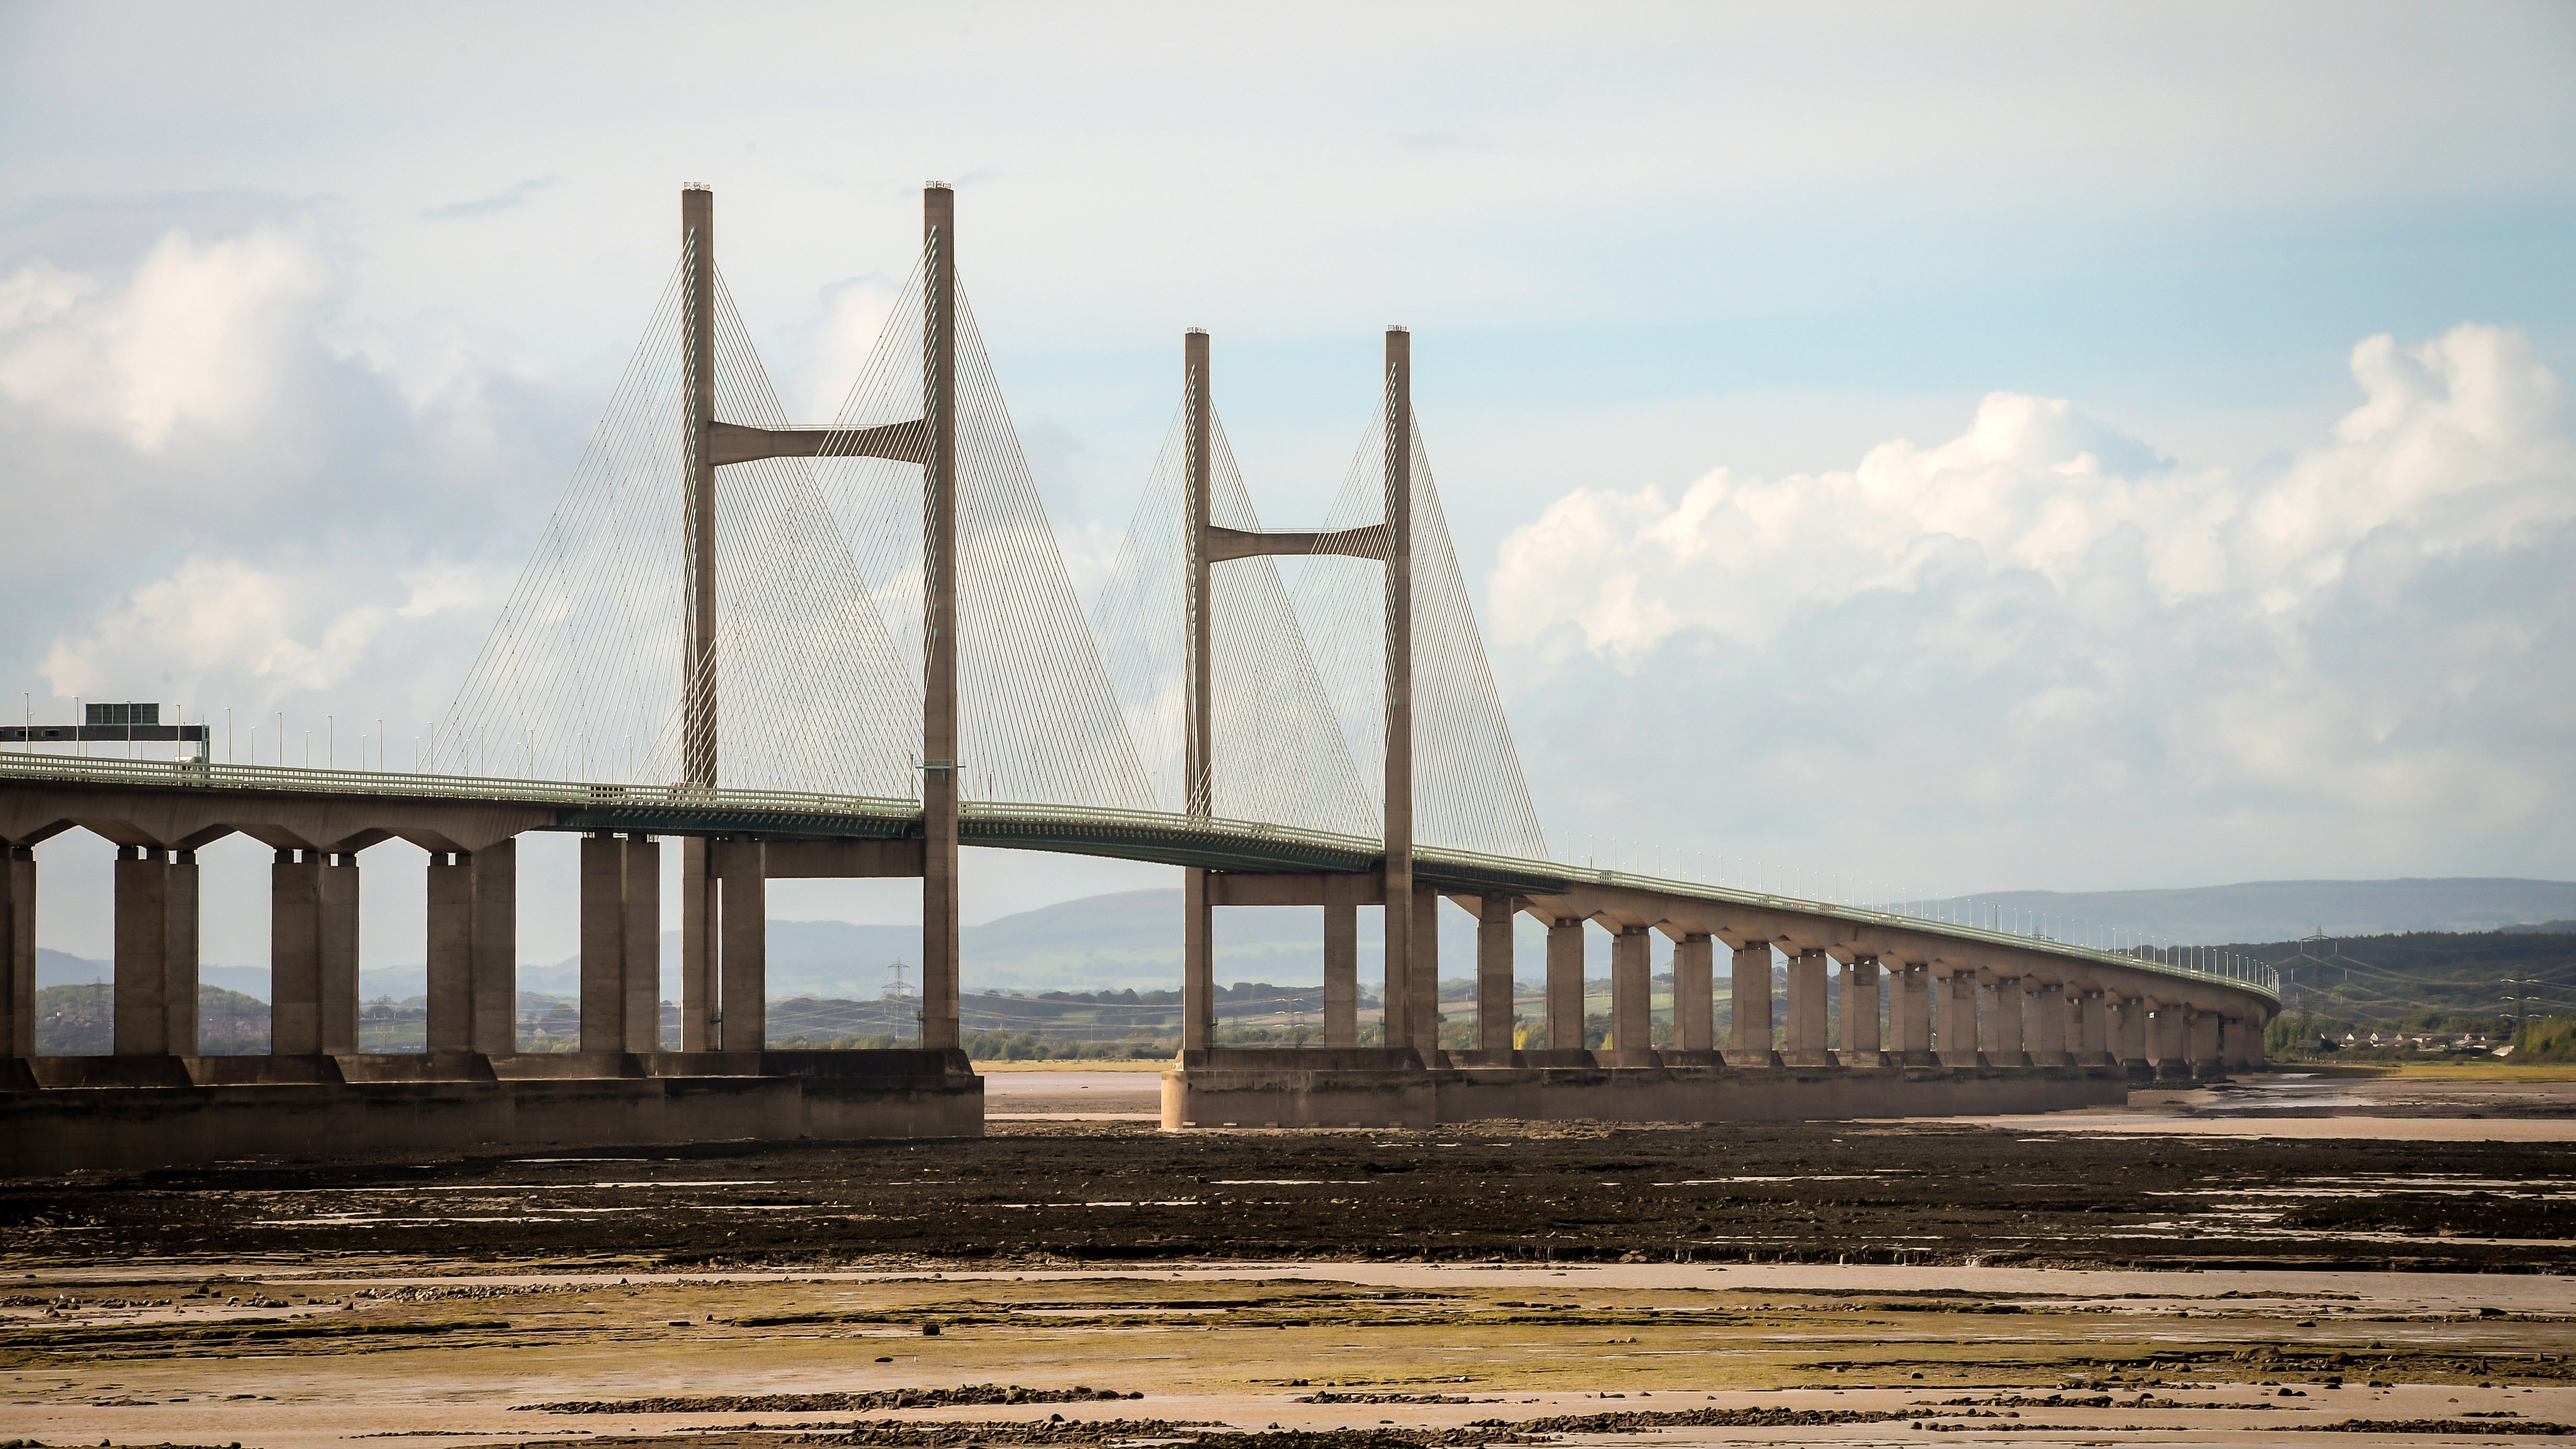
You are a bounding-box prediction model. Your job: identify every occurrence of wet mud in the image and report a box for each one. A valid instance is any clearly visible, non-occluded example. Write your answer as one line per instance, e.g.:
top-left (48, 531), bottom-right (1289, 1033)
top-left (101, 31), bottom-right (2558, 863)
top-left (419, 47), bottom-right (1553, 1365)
top-left (6, 1119), bottom-right (2570, 1273)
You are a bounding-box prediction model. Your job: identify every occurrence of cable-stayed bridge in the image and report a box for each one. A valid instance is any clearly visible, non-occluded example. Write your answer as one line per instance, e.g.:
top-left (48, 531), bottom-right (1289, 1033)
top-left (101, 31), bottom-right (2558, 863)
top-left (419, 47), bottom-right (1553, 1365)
top-left (0, 187), bottom-right (2279, 1164)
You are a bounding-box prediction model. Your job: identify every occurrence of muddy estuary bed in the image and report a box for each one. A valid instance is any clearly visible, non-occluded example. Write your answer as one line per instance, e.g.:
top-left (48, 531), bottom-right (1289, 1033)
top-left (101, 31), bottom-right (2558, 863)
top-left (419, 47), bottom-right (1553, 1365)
top-left (3, 1096), bottom-right (2571, 1447)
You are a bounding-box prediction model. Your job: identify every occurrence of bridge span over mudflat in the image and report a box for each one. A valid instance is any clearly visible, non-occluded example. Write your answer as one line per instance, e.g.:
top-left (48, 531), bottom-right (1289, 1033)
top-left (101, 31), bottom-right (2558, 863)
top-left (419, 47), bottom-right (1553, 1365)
top-left (1, 749), bottom-right (2277, 1170)
top-left (1, 183), bottom-right (2276, 1172)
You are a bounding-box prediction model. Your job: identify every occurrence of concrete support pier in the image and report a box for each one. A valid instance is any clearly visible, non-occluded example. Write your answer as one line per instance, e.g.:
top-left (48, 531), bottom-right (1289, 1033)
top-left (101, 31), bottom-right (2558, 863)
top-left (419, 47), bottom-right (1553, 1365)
top-left (425, 852), bottom-right (479, 1061)
top-left (4, 846), bottom-right (32, 1085)
top-left (319, 853), bottom-right (359, 1055)
top-left (1938, 972), bottom-right (1982, 1067)
top-left (1407, 884), bottom-right (1438, 1055)
top-left (1843, 956), bottom-right (1882, 1064)
top-left (472, 841), bottom-right (517, 1055)
top-left (271, 849), bottom-right (321, 1057)
top-left (2074, 988), bottom-right (2110, 1065)
top-left (1545, 919), bottom-right (1584, 1052)
top-left (1672, 934), bottom-right (1714, 1054)
top-left (112, 847), bottom-right (172, 1059)
top-left (1476, 894), bottom-right (1513, 1053)
top-left (718, 840), bottom-right (766, 1052)
top-left (1607, 927), bottom-right (1653, 1063)
top-left (1982, 974), bottom-right (2028, 1067)
top-left (1727, 941), bottom-right (1775, 1067)
top-left (1322, 902), bottom-right (1357, 1046)
top-left (1782, 948), bottom-right (1830, 1066)
top-left (1898, 963), bottom-right (1934, 1065)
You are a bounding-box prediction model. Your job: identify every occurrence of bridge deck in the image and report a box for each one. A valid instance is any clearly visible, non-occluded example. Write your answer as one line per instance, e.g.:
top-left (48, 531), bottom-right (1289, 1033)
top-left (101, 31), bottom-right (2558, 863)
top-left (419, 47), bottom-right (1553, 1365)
top-left (0, 751), bottom-right (2279, 1005)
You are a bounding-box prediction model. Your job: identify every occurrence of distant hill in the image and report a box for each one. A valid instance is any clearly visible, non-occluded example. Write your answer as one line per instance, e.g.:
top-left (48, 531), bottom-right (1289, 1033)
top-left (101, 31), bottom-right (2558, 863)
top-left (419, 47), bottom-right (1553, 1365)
top-left (33, 983), bottom-right (271, 1055)
top-left (2249, 929), bottom-right (2576, 1028)
top-left (1926, 878), bottom-right (2576, 945)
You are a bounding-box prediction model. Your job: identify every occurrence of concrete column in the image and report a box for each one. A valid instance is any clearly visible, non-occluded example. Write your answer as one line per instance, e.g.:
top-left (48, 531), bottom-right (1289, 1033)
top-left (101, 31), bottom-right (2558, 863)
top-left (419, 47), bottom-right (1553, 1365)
top-left (622, 836), bottom-right (660, 1054)
top-left (1843, 956), bottom-right (1882, 1062)
top-left (2022, 981), bottom-right (2065, 1065)
top-left (680, 836), bottom-right (715, 1051)
top-left (1381, 327), bottom-right (1417, 1062)
top-left (319, 853), bottom-right (360, 1055)
top-left (270, 849), bottom-right (322, 1055)
top-left (1182, 867), bottom-right (1214, 1051)
top-left (1783, 948), bottom-right (1830, 1065)
top-left (1545, 918), bottom-right (1584, 1052)
top-left (1728, 942), bottom-right (1775, 1066)
top-left (1898, 964), bottom-right (1933, 1063)
top-left (166, 849), bottom-right (199, 1056)
top-left (2112, 994), bottom-right (2148, 1072)
top-left (2228, 1014), bottom-right (2259, 1068)
top-left (1477, 893), bottom-right (1513, 1053)
top-left (1408, 883), bottom-right (1439, 1056)
top-left (2189, 1007), bottom-right (2223, 1077)
top-left (1938, 971), bottom-right (1982, 1067)
top-left (426, 853), bottom-right (475, 1055)
top-left (681, 184), bottom-right (718, 790)
top-left (2154, 1006), bottom-right (2190, 1079)
top-left (114, 846), bottom-right (171, 1056)
top-left (1981, 975), bottom-right (2027, 1066)
top-left (470, 839), bottom-right (518, 1055)
top-left (4, 846), bottom-right (34, 1062)
top-left (920, 183), bottom-right (963, 1053)
top-left (2077, 989), bottom-right (2109, 1063)
top-left (719, 843), bottom-right (765, 1052)
top-left (1673, 933), bottom-right (1714, 1053)
top-left (579, 833), bottom-right (627, 1053)
top-left (1322, 902), bottom-right (1356, 1046)
top-left (1609, 926), bottom-right (1652, 1061)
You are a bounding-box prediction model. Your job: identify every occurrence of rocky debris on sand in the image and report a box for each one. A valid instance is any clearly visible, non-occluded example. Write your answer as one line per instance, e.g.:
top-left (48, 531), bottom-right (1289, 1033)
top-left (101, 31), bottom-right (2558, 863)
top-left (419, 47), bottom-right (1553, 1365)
top-left (2297, 1412), bottom-right (2576, 1423)
top-left (523, 1386), bottom-right (1145, 1414)
top-left (1510, 1409), bottom-right (1917, 1431)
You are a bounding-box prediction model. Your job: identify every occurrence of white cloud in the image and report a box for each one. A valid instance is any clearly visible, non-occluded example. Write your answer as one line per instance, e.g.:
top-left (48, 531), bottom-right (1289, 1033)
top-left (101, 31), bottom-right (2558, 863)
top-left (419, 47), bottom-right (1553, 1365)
top-left (40, 554), bottom-right (511, 711)
top-left (0, 225), bottom-right (334, 451)
top-left (1496, 324), bottom-right (2574, 661)
top-left (1492, 324), bottom-right (2576, 886)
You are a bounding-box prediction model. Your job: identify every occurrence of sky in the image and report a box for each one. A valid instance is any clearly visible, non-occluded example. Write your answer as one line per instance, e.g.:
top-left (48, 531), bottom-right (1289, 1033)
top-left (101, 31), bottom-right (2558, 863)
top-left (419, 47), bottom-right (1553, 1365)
top-left (4, 2), bottom-right (2574, 970)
